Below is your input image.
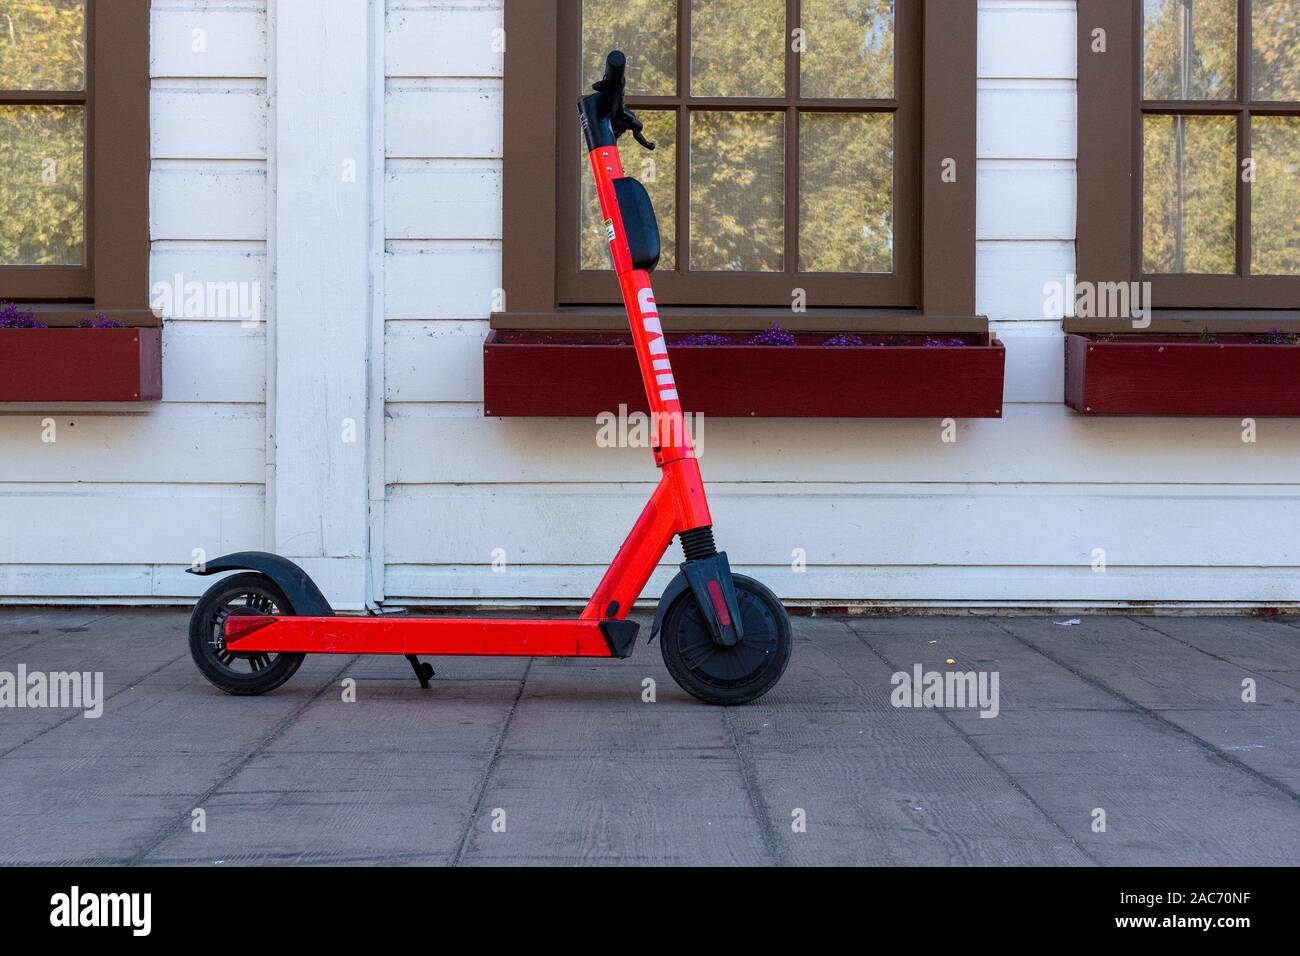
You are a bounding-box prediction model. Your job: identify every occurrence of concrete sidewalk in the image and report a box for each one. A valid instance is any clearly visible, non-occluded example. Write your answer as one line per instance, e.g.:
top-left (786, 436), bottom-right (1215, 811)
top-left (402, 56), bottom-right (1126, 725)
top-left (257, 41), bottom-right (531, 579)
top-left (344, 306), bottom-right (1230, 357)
top-left (1, 608), bottom-right (1298, 866)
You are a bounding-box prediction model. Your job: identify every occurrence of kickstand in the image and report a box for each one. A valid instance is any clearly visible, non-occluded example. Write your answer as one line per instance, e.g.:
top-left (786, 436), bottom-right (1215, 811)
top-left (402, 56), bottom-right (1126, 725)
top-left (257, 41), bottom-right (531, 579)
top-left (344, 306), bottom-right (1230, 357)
top-left (405, 655), bottom-right (435, 689)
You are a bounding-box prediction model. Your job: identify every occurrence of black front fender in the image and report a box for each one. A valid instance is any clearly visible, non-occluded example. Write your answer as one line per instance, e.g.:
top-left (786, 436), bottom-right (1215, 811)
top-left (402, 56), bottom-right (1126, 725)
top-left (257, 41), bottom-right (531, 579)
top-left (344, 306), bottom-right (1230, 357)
top-left (651, 551), bottom-right (746, 647)
top-left (187, 551), bottom-right (335, 617)
top-left (650, 571), bottom-right (692, 642)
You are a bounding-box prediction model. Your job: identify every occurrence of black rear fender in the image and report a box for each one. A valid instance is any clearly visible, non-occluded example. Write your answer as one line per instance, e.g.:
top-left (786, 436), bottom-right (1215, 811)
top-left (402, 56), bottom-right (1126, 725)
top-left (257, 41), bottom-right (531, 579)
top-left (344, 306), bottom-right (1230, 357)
top-left (187, 551), bottom-right (334, 617)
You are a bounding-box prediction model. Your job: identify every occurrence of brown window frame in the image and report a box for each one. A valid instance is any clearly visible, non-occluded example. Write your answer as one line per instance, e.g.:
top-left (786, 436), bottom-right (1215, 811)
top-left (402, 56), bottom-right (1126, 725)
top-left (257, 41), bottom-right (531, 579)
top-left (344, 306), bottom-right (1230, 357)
top-left (0, 0), bottom-right (152, 325)
top-left (558, 1), bottom-right (919, 308)
top-left (497, 0), bottom-right (979, 333)
top-left (1078, 0), bottom-right (1300, 316)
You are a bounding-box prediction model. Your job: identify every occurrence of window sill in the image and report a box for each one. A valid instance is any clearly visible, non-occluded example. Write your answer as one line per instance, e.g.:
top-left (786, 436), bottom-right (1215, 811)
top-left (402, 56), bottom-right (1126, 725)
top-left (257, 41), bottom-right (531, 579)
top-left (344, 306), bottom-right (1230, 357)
top-left (0, 327), bottom-right (162, 402)
top-left (483, 327), bottom-right (1005, 419)
top-left (1065, 332), bottom-right (1300, 416)
top-left (491, 307), bottom-right (989, 335)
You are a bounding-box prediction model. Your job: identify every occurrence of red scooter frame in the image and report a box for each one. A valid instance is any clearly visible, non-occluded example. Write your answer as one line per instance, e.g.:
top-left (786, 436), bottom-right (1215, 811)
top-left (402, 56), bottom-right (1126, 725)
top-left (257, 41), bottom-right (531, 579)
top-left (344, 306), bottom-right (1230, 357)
top-left (189, 52), bottom-right (790, 703)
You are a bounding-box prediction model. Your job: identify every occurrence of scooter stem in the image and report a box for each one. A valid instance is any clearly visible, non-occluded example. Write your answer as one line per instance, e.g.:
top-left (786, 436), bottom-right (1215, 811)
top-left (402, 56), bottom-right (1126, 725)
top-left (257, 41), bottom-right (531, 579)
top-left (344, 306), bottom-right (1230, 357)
top-left (579, 51), bottom-right (744, 646)
top-left (588, 148), bottom-right (699, 470)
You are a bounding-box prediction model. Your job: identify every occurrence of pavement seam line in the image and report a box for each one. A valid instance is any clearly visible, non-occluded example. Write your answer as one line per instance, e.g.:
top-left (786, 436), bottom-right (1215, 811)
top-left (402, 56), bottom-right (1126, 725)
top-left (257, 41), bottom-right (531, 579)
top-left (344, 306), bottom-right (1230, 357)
top-left (843, 619), bottom-right (1105, 867)
top-left (993, 617), bottom-right (1300, 808)
top-left (722, 706), bottom-right (786, 867)
top-left (1132, 616), bottom-right (1300, 695)
top-left (451, 657), bottom-right (533, 866)
top-left (127, 655), bottom-right (359, 866)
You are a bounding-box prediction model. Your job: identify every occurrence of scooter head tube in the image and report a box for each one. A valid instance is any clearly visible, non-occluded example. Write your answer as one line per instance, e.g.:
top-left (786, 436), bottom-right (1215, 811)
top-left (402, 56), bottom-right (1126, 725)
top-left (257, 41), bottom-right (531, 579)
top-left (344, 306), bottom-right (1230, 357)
top-left (580, 51), bottom-right (656, 153)
top-left (681, 552), bottom-right (746, 647)
top-left (580, 51), bottom-right (625, 150)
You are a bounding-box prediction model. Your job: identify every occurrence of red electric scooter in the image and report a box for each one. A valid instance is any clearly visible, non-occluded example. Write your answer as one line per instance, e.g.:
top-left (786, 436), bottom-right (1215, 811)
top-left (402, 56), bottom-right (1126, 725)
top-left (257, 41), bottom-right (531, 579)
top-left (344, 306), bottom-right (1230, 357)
top-left (187, 51), bottom-right (792, 705)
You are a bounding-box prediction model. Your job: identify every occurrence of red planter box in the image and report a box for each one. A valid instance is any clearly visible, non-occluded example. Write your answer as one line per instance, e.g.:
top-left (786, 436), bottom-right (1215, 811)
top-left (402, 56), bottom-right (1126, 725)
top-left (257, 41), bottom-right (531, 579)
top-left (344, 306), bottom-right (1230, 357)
top-left (484, 331), bottom-right (1005, 418)
top-left (0, 328), bottom-right (162, 402)
top-left (1065, 333), bottom-right (1300, 416)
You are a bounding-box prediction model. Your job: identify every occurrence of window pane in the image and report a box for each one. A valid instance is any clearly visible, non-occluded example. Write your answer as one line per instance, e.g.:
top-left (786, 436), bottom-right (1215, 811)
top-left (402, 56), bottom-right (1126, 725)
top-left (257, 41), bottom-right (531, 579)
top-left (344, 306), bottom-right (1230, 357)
top-left (800, 113), bottom-right (893, 273)
top-left (1142, 114), bottom-right (1236, 274)
top-left (581, 111), bottom-right (677, 270)
top-left (801, 0), bottom-right (895, 99)
top-left (581, 0), bottom-right (677, 96)
top-left (689, 111), bottom-right (784, 271)
top-left (1252, 0), bottom-right (1300, 101)
top-left (1252, 116), bottom-right (1300, 275)
top-left (691, 0), bottom-right (785, 97)
top-left (0, 105), bottom-right (85, 266)
top-left (1142, 0), bottom-right (1236, 100)
top-left (0, 0), bottom-right (86, 92)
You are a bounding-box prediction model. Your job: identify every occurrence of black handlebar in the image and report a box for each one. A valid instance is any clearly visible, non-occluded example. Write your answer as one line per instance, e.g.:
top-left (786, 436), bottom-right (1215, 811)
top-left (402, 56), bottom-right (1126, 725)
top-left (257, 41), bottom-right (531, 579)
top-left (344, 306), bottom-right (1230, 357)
top-left (581, 50), bottom-right (655, 152)
top-left (595, 50), bottom-right (626, 97)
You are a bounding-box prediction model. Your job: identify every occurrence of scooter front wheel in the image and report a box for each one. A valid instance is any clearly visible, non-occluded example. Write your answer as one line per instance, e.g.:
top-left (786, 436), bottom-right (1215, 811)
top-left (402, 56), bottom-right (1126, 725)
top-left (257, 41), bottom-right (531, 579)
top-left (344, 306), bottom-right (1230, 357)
top-left (660, 574), bottom-right (792, 705)
top-left (189, 572), bottom-right (305, 696)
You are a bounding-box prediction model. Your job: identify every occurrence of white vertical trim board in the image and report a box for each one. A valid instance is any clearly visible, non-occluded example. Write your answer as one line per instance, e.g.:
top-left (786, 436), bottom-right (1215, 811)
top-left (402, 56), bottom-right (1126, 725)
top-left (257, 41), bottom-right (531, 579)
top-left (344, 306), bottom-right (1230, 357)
top-left (367, 0), bottom-right (389, 605)
top-left (263, 0), bottom-right (280, 553)
top-left (271, 0), bottom-right (374, 609)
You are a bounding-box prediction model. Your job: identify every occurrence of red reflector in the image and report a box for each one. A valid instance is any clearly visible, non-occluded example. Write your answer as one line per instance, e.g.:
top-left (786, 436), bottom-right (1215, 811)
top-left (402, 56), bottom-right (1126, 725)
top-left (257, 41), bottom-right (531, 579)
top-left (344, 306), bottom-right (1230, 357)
top-left (224, 615), bottom-right (277, 642)
top-left (706, 580), bottom-right (732, 627)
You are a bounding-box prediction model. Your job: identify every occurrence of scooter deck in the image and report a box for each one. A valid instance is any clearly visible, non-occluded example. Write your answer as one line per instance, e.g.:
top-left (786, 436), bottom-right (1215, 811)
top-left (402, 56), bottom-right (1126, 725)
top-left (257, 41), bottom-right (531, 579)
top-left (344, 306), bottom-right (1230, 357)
top-left (223, 615), bottom-right (638, 659)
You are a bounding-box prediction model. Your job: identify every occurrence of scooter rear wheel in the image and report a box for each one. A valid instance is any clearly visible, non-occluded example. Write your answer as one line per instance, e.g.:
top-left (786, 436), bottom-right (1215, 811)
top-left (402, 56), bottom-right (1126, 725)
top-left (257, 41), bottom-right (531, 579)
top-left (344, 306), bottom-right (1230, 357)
top-left (189, 572), bottom-right (305, 696)
top-left (660, 574), bottom-right (792, 705)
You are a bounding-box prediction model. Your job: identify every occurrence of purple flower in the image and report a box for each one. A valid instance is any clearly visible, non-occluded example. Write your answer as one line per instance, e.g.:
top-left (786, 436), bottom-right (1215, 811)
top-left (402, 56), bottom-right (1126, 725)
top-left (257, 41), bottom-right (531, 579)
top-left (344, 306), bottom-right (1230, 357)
top-left (76, 312), bottom-right (125, 329)
top-left (749, 323), bottom-right (796, 346)
top-left (677, 333), bottom-right (733, 346)
top-left (923, 336), bottom-right (968, 347)
top-left (823, 334), bottom-right (864, 347)
top-left (0, 302), bottom-right (46, 329)
top-left (1253, 327), bottom-right (1299, 345)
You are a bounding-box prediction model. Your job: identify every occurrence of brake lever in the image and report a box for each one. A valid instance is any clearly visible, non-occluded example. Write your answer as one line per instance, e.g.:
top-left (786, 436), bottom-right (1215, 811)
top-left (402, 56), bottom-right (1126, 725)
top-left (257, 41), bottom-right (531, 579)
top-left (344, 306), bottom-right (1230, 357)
top-left (620, 108), bottom-right (656, 151)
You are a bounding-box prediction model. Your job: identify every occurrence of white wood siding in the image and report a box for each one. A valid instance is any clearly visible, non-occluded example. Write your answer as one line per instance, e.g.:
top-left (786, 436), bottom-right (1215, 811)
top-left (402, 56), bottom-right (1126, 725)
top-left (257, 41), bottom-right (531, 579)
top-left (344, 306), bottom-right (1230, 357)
top-left (379, 0), bottom-right (1300, 610)
top-left (3, 0), bottom-right (1296, 610)
top-left (0, 0), bottom-right (270, 603)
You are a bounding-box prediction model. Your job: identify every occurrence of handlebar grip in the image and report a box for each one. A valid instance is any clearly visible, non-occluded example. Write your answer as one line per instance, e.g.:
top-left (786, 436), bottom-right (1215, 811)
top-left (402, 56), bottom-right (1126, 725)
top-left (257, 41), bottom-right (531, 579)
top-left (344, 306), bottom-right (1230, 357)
top-left (600, 50), bottom-right (627, 94)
